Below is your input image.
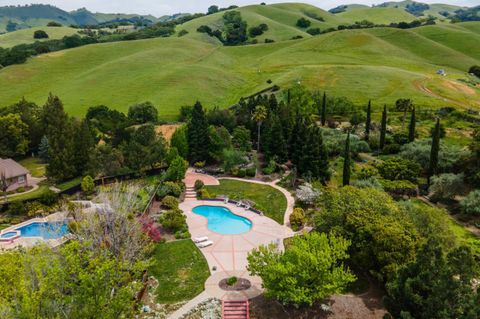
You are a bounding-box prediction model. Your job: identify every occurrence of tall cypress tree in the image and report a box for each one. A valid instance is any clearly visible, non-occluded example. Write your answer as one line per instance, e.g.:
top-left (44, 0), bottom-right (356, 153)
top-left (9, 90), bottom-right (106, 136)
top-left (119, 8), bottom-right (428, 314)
top-left (365, 100), bottom-right (371, 142)
top-left (343, 132), bottom-right (351, 186)
top-left (320, 92), bottom-right (327, 126)
top-left (428, 118), bottom-right (441, 184)
top-left (42, 94), bottom-right (76, 181)
top-left (379, 104), bottom-right (387, 151)
top-left (408, 107), bottom-right (416, 142)
top-left (74, 119), bottom-right (95, 176)
top-left (187, 101), bottom-right (211, 164)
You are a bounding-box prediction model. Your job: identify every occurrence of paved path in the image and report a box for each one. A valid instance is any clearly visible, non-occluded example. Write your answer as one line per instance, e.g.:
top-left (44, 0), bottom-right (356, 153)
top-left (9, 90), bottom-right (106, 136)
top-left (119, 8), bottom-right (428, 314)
top-left (167, 291), bottom-right (210, 319)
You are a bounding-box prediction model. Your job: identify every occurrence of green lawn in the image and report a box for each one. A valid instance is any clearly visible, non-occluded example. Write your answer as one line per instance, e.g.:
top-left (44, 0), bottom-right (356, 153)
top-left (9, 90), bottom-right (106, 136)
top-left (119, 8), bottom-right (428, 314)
top-left (8, 184), bottom-right (50, 202)
top-left (206, 179), bottom-right (287, 224)
top-left (149, 240), bottom-right (210, 303)
top-left (0, 12), bottom-right (478, 119)
top-left (0, 27), bottom-right (79, 48)
top-left (18, 157), bottom-right (46, 178)
top-left (56, 177), bottom-right (82, 191)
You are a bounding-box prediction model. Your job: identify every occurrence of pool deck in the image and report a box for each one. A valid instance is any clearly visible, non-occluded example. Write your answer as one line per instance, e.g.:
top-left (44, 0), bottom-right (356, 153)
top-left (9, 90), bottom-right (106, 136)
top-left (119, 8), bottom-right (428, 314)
top-left (170, 171), bottom-right (295, 319)
top-left (0, 212), bottom-right (69, 251)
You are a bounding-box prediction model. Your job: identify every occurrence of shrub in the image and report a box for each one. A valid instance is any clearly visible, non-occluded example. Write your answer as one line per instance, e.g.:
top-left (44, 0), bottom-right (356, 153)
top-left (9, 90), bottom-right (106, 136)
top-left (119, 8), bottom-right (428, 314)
top-left (25, 201), bottom-right (51, 217)
top-left (226, 276), bottom-right (238, 286)
top-left (236, 168), bottom-right (246, 178)
top-left (194, 180), bottom-right (204, 191)
top-left (156, 181), bottom-right (182, 199)
top-left (174, 230), bottom-right (191, 239)
top-left (291, 35), bottom-right (303, 40)
top-left (469, 65), bottom-right (480, 78)
top-left (178, 29), bottom-right (188, 37)
top-left (5, 201), bottom-right (26, 216)
top-left (379, 179), bottom-right (418, 197)
top-left (295, 183), bottom-right (320, 206)
top-left (289, 208), bottom-right (306, 231)
top-left (39, 190), bottom-right (59, 206)
top-left (356, 165), bottom-right (378, 180)
top-left (429, 173), bottom-right (464, 202)
top-left (306, 27), bottom-right (321, 35)
top-left (399, 139), bottom-right (467, 173)
top-left (165, 156), bottom-right (187, 182)
top-left (246, 167), bottom-right (256, 177)
top-left (382, 143), bottom-right (402, 155)
top-left (81, 175), bottom-right (95, 195)
top-left (265, 38), bottom-right (275, 43)
top-left (352, 178), bottom-right (384, 190)
top-left (33, 30), bottom-right (49, 39)
top-left (16, 187), bottom-right (25, 193)
top-left (194, 161), bottom-right (205, 168)
top-left (377, 158), bottom-right (421, 183)
top-left (160, 208), bottom-right (187, 232)
top-left (161, 195), bottom-right (179, 209)
top-left (47, 21), bottom-right (62, 27)
top-left (262, 159), bottom-right (276, 175)
top-left (197, 188), bottom-right (211, 199)
top-left (296, 17), bottom-right (311, 28)
top-left (461, 190), bottom-right (480, 216)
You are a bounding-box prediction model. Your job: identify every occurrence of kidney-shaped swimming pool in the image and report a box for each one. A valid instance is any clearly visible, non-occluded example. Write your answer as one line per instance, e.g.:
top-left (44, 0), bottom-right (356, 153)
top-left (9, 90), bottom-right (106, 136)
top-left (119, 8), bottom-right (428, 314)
top-left (192, 205), bottom-right (252, 235)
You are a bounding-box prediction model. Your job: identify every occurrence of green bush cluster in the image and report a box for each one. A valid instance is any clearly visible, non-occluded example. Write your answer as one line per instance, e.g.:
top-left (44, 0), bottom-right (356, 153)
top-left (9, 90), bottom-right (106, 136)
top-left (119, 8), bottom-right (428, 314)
top-left (161, 196), bottom-right (179, 209)
top-left (160, 208), bottom-right (189, 239)
top-left (156, 181), bottom-right (183, 200)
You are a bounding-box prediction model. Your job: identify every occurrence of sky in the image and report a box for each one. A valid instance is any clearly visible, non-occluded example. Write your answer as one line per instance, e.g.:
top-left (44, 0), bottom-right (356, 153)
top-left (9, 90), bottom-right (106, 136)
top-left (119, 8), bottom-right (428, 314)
top-left (0, 0), bottom-right (478, 16)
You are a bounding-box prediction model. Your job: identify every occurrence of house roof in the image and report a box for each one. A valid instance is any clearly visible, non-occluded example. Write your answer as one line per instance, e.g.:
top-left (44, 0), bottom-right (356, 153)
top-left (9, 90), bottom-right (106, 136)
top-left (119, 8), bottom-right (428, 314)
top-left (0, 159), bottom-right (29, 179)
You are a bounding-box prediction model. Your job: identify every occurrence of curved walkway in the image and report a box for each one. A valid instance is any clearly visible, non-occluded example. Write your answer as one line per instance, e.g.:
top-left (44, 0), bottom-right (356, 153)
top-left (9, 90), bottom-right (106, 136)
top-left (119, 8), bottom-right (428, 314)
top-left (218, 177), bottom-right (295, 226)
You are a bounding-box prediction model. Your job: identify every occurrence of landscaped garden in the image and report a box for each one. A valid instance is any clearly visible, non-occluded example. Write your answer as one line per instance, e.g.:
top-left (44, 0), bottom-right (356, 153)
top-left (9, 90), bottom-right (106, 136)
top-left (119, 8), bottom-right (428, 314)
top-left (149, 239), bottom-right (210, 303)
top-left (206, 179), bottom-right (287, 224)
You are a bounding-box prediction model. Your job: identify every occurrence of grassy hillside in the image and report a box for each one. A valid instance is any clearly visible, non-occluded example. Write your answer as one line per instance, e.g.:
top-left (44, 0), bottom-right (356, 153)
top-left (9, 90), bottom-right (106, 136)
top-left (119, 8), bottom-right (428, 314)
top-left (180, 3), bottom-right (344, 43)
top-left (337, 6), bottom-right (417, 24)
top-left (0, 4), bottom-right (478, 120)
top-left (0, 27), bottom-right (80, 48)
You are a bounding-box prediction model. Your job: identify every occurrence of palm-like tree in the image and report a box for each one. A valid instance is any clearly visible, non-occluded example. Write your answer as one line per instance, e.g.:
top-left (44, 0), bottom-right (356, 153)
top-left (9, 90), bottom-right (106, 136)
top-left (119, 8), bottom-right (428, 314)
top-left (252, 105), bottom-right (267, 152)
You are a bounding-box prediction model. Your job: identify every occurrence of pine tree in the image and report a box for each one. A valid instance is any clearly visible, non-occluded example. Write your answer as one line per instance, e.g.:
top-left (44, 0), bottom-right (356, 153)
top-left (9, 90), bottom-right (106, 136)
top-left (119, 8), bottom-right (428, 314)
top-left (38, 135), bottom-right (49, 161)
top-left (263, 114), bottom-right (287, 162)
top-left (428, 118), bottom-right (441, 184)
top-left (320, 92), bottom-right (327, 126)
top-left (310, 126), bottom-right (330, 183)
top-left (42, 94), bottom-right (76, 181)
top-left (74, 119), bottom-right (94, 175)
top-left (343, 132), bottom-right (351, 186)
top-left (365, 100), bottom-right (371, 142)
top-left (408, 107), bottom-right (416, 142)
top-left (379, 104), bottom-right (387, 151)
top-left (187, 101), bottom-right (211, 164)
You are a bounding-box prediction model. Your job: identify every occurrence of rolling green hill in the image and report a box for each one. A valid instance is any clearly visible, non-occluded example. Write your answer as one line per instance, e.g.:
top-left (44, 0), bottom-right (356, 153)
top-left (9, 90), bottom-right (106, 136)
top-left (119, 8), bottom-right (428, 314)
top-left (0, 27), bottom-right (80, 48)
top-left (0, 4), bottom-right (479, 120)
top-left (180, 3), bottom-right (345, 43)
top-left (0, 4), bottom-right (161, 32)
top-left (337, 6), bottom-right (417, 24)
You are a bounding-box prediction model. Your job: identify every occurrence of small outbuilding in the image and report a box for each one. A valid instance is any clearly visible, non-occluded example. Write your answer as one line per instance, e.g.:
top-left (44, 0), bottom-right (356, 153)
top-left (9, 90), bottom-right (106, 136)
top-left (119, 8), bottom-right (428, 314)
top-left (0, 158), bottom-right (29, 192)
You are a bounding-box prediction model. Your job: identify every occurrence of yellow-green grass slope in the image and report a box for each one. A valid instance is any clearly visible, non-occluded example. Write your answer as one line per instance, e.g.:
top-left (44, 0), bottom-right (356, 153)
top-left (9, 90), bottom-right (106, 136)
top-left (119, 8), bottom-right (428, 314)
top-left (336, 6), bottom-right (417, 24)
top-left (0, 4), bottom-right (479, 119)
top-left (0, 27), bottom-right (79, 48)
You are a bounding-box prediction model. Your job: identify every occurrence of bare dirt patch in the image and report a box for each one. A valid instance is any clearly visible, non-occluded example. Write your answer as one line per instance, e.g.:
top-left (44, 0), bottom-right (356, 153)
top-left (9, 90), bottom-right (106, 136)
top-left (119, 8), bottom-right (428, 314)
top-left (442, 79), bottom-right (476, 96)
top-left (156, 124), bottom-right (181, 141)
top-left (249, 285), bottom-right (387, 319)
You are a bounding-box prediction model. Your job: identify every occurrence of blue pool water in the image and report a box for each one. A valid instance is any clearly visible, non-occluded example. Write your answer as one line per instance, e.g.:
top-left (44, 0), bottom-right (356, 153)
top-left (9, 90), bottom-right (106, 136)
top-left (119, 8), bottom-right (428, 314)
top-left (192, 205), bottom-right (252, 235)
top-left (16, 222), bottom-right (68, 239)
top-left (0, 232), bottom-right (17, 239)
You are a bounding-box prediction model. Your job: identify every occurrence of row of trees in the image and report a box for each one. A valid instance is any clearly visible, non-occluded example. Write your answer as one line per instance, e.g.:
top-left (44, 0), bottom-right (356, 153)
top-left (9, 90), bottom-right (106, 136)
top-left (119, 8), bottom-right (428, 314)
top-left (0, 96), bottom-right (177, 182)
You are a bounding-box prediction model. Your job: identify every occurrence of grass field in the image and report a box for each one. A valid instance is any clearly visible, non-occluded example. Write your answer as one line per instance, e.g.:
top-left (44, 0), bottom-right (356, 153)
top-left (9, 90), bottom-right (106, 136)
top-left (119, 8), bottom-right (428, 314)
top-left (0, 27), bottom-right (79, 48)
top-left (0, 4), bottom-right (478, 119)
top-left (149, 240), bottom-right (210, 303)
top-left (18, 157), bottom-right (46, 178)
top-left (206, 179), bottom-right (287, 224)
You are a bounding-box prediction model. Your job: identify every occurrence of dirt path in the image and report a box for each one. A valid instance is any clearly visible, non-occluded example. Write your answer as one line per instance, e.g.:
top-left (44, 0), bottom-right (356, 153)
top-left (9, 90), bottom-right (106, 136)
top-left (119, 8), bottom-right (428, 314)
top-left (412, 77), bottom-right (471, 109)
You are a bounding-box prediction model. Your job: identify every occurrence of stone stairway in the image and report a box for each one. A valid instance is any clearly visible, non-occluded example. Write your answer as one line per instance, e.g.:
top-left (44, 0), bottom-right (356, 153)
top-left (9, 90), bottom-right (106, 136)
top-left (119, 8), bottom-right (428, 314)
top-left (185, 186), bottom-right (197, 200)
top-left (222, 300), bottom-right (249, 319)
